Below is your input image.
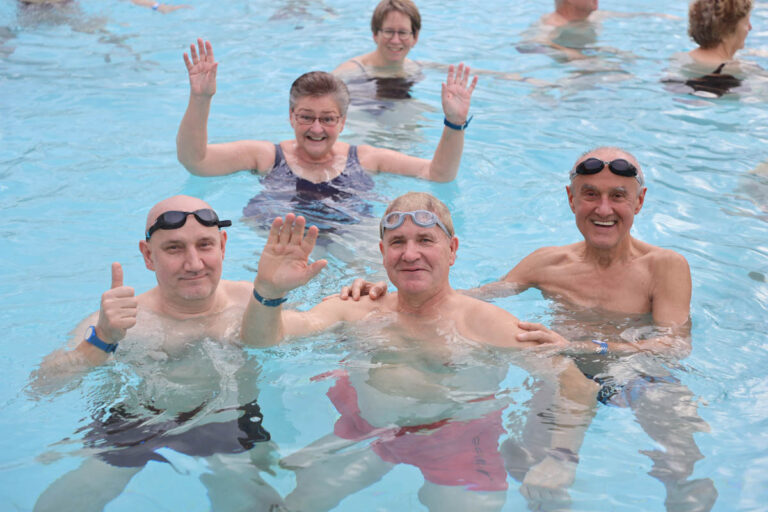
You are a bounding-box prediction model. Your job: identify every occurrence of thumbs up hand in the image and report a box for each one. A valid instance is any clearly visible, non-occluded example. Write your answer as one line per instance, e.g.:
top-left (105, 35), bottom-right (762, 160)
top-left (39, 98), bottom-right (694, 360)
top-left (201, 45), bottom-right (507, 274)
top-left (95, 263), bottom-right (138, 344)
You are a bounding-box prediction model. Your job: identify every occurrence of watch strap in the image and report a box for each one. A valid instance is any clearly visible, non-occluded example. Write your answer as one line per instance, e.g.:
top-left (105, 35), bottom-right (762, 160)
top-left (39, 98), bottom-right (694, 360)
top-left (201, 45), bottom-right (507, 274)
top-left (85, 326), bottom-right (118, 353)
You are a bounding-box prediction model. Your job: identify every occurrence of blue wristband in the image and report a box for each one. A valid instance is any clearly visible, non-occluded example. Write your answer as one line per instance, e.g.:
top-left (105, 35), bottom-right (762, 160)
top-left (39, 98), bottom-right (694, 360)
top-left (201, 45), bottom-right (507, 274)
top-left (591, 339), bottom-right (608, 355)
top-left (85, 326), bottom-right (118, 353)
top-left (253, 288), bottom-right (287, 307)
top-left (443, 115), bottom-right (473, 131)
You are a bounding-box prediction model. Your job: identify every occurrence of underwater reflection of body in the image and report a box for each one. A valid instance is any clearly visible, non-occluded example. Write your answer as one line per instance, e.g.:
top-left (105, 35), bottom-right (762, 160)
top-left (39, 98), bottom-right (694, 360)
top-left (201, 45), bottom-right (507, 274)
top-left (503, 306), bottom-right (717, 512)
top-left (280, 333), bottom-right (586, 512)
top-left (33, 332), bottom-right (283, 512)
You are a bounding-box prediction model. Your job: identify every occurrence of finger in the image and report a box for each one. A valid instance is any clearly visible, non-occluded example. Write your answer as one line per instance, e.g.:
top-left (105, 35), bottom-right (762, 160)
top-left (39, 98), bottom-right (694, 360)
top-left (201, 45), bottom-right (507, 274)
top-left (518, 321), bottom-right (546, 332)
top-left (370, 281), bottom-right (387, 299)
top-left (183, 52), bottom-right (192, 70)
top-left (306, 259), bottom-right (328, 281)
top-left (457, 63), bottom-right (467, 86)
top-left (204, 39), bottom-right (214, 62)
top-left (446, 64), bottom-right (455, 86)
top-left (279, 213), bottom-right (296, 245)
top-left (197, 38), bottom-right (205, 61)
top-left (351, 278), bottom-right (365, 300)
top-left (291, 216), bottom-right (307, 246)
top-left (340, 286), bottom-right (351, 300)
top-left (189, 43), bottom-right (199, 65)
top-left (467, 75), bottom-right (478, 95)
top-left (267, 216), bottom-right (284, 247)
top-left (111, 262), bottom-right (124, 289)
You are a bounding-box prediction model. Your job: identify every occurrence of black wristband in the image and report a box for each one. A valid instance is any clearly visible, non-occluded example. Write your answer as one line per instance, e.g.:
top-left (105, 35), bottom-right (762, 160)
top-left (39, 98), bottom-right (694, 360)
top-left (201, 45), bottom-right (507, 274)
top-left (253, 288), bottom-right (287, 307)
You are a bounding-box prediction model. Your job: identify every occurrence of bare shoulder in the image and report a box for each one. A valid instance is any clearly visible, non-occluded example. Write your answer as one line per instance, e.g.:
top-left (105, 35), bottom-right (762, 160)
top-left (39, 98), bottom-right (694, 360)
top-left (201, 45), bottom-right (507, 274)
top-left (458, 295), bottom-right (523, 347)
top-left (503, 243), bottom-right (578, 282)
top-left (643, 244), bottom-right (690, 276)
top-left (333, 56), bottom-right (366, 76)
top-left (309, 293), bottom-right (385, 323)
top-left (221, 280), bottom-right (254, 306)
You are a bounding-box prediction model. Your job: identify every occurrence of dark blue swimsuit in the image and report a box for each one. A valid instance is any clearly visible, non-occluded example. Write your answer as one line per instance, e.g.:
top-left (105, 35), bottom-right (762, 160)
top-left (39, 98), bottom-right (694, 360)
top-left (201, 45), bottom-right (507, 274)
top-left (242, 144), bottom-right (375, 232)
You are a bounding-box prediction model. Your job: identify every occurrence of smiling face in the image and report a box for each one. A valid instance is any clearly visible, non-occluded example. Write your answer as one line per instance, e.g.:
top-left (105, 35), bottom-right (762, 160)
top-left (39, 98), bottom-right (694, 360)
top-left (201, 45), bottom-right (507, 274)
top-left (289, 94), bottom-right (345, 161)
top-left (379, 216), bottom-right (457, 298)
top-left (140, 197), bottom-right (227, 305)
top-left (372, 10), bottom-right (418, 64)
top-left (567, 149), bottom-right (646, 251)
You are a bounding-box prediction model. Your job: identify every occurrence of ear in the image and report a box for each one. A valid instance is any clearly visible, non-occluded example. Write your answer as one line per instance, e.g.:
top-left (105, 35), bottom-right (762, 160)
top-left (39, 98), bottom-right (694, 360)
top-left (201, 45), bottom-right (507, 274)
top-left (139, 240), bottom-right (155, 271)
top-left (289, 108), bottom-right (295, 127)
top-left (448, 236), bottom-right (459, 266)
top-left (412, 31), bottom-right (419, 45)
top-left (379, 239), bottom-right (385, 257)
top-left (566, 185), bottom-right (576, 213)
top-left (635, 187), bottom-right (647, 214)
top-left (219, 230), bottom-right (228, 259)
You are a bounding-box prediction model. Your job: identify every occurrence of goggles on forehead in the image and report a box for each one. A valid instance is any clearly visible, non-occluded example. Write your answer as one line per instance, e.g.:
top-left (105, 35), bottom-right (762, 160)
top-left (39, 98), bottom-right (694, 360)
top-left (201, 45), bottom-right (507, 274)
top-left (379, 210), bottom-right (452, 238)
top-left (145, 209), bottom-right (232, 241)
top-left (571, 157), bottom-right (643, 184)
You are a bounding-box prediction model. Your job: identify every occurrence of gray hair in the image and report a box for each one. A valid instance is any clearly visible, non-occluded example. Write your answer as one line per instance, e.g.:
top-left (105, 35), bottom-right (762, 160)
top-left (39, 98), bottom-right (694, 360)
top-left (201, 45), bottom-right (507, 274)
top-left (288, 71), bottom-right (350, 116)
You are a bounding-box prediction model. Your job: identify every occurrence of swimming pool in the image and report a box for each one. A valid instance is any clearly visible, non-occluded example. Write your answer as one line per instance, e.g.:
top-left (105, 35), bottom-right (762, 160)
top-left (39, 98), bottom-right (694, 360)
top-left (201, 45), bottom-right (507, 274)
top-left (1, 0), bottom-right (767, 510)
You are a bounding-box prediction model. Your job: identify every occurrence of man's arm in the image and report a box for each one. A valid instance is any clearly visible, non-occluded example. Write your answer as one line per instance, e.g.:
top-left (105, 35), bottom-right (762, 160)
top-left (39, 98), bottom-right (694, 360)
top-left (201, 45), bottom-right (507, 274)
top-left (31, 263), bottom-right (137, 390)
top-left (651, 250), bottom-right (691, 327)
top-left (241, 214), bottom-right (330, 347)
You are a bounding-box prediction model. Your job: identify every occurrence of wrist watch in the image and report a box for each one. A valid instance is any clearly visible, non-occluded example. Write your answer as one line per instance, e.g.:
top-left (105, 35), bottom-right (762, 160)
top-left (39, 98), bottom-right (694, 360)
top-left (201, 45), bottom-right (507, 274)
top-left (84, 325), bottom-right (118, 353)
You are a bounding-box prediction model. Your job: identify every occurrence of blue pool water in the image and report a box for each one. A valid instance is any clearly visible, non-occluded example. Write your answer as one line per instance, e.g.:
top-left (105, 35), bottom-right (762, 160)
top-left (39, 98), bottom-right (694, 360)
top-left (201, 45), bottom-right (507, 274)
top-left (1, 0), bottom-right (768, 510)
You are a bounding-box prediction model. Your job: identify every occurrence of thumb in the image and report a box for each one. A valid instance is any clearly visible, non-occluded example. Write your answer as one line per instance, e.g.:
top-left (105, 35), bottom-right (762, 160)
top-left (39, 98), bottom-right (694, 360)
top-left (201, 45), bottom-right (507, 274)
top-left (306, 259), bottom-right (328, 281)
top-left (111, 262), bottom-right (124, 289)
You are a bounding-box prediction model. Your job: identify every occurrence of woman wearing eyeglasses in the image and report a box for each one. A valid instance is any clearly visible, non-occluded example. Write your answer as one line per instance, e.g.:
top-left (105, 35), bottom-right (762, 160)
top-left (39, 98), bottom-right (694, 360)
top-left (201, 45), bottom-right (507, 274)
top-left (177, 38), bottom-right (476, 230)
top-left (333, 0), bottom-right (422, 83)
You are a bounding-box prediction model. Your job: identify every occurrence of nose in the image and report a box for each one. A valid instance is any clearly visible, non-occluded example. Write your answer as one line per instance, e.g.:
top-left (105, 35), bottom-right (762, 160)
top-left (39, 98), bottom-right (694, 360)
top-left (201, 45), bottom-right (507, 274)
top-left (402, 240), bottom-right (420, 261)
top-left (183, 247), bottom-right (205, 272)
top-left (595, 195), bottom-right (613, 216)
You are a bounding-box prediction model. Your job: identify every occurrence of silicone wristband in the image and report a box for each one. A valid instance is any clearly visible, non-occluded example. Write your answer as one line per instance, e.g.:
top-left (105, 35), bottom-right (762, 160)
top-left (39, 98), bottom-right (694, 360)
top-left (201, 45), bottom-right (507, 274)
top-left (85, 326), bottom-right (118, 353)
top-left (591, 339), bottom-right (608, 354)
top-left (253, 288), bottom-right (287, 307)
top-left (443, 115), bottom-right (473, 131)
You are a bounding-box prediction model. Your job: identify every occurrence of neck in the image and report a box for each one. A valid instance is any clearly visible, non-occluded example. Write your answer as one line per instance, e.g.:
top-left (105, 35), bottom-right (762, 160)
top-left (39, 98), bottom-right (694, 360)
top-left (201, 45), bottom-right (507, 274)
top-left (581, 236), bottom-right (636, 268)
top-left (695, 42), bottom-right (737, 63)
top-left (152, 287), bottom-right (223, 320)
top-left (395, 286), bottom-right (454, 316)
top-left (366, 50), bottom-right (407, 71)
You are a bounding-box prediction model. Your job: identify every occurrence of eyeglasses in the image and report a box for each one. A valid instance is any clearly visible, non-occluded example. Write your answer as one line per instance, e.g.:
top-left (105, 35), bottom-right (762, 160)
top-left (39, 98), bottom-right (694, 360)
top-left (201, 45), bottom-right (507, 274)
top-left (571, 158), bottom-right (642, 184)
top-left (293, 112), bottom-right (342, 127)
top-left (379, 210), bottom-right (452, 238)
top-left (379, 29), bottom-right (413, 40)
top-left (145, 209), bottom-right (232, 241)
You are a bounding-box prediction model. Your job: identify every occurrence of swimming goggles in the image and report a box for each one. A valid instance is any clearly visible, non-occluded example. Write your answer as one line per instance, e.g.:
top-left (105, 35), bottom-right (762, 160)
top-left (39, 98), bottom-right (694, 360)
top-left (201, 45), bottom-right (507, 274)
top-left (145, 209), bottom-right (232, 241)
top-left (379, 210), bottom-right (452, 238)
top-left (571, 158), bottom-right (642, 183)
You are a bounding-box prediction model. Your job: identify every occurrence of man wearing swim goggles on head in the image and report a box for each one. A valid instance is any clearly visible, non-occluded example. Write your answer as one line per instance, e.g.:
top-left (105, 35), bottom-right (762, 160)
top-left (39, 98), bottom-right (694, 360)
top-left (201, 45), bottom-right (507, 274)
top-left (33, 194), bottom-right (288, 510)
top-left (240, 191), bottom-right (598, 509)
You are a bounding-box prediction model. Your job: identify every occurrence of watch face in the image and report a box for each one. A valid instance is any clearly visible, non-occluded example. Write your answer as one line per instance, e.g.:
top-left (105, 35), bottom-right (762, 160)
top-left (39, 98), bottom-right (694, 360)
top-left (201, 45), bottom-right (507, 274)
top-left (85, 326), bottom-right (96, 340)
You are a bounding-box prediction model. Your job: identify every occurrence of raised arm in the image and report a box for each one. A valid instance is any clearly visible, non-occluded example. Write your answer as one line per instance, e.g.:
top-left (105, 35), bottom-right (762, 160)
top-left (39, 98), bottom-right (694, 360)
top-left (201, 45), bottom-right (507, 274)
top-left (31, 263), bottom-right (137, 389)
top-left (241, 214), bottom-right (330, 347)
top-left (176, 38), bottom-right (274, 176)
top-left (358, 64), bottom-right (477, 182)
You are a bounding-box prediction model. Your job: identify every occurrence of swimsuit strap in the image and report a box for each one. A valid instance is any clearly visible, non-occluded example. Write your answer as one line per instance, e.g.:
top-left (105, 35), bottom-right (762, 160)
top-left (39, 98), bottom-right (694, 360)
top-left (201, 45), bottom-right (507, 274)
top-left (350, 59), bottom-right (371, 79)
top-left (713, 63), bottom-right (726, 75)
top-left (273, 143), bottom-right (285, 169)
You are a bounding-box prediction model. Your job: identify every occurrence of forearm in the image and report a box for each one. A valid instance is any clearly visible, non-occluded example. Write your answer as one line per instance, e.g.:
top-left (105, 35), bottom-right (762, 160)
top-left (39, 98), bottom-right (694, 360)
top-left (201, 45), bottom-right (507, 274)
top-left (176, 95), bottom-right (214, 174)
top-left (548, 363), bottom-right (598, 454)
top-left (461, 280), bottom-right (524, 300)
top-left (426, 127), bottom-right (465, 182)
top-left (241, 293), bottom-right (286, 347)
